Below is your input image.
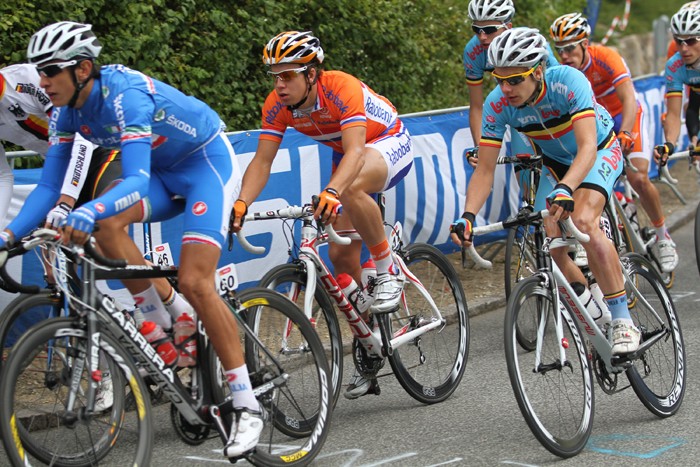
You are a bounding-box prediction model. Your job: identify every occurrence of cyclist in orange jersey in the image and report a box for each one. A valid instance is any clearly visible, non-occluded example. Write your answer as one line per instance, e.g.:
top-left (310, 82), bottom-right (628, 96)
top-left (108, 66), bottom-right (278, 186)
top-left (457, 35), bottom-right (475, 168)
top-left (231, 31), bottom-right (414, 400)
top-left (550, 13), bottom-right (679, 273)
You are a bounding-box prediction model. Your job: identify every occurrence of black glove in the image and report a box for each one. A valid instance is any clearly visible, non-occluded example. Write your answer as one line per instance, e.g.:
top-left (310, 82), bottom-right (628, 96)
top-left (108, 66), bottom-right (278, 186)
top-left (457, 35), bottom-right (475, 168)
top-left (546, 183), bottom-right (574, 214)
top-left (450, 212), bottom-right (476, 242)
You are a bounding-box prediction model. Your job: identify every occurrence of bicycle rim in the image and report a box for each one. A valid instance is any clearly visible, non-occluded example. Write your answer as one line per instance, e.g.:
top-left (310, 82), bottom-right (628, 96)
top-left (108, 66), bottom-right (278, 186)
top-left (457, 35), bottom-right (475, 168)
top-left (504, 276), bottom-right (594, 458)
top-left (216, 289), bottom-right (332, 466)
top-left (622, 253), bottom-right (686, 417)
top-left (258, 263), bottom-right (343, 409)
top-left (0, 317), bottom-right (152, 466)
top-left (384, 243), bottom-right (469, 404)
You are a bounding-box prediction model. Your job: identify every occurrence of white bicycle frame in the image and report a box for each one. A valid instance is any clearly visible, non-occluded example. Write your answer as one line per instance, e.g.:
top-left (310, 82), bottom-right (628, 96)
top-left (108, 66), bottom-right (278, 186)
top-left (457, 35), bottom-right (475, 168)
top-left (237, 205), bottom-right (445, 357)
top-left (467, 210), bottom-right (669, 373)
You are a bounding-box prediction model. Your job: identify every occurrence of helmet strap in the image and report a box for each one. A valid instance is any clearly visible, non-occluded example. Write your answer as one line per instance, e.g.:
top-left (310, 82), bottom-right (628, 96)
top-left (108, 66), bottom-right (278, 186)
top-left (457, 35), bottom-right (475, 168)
top-left (67, 63), bottom-right (93, 108)
top-left (286, 69), bottom-right (316, 111)
top-left (518, 79), bottom-right (543, 109)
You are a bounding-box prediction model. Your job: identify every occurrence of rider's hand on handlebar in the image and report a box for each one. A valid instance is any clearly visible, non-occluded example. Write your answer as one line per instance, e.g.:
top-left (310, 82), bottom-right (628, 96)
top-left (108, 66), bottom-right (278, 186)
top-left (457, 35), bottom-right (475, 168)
top-left (230, 199), bottom-right (248, 233)
top-left (313, 188), bottom-right (342, 225)
top-left (0, 231), bottom-right (11, 268)
top-left (546, 183), bottom-right (574, 220)
top-left (45, 202), bottom-right (73, 229)
top-left (61, 206), bottom-right (96, 245)
top-left (465, 147), bottom-right (479, 168)
top-left (653, 142), bottom-right (675, 167)
top-left (617, 131), bottom-right (635, 155)
top-left (450, 212), bottom-right (475, 247)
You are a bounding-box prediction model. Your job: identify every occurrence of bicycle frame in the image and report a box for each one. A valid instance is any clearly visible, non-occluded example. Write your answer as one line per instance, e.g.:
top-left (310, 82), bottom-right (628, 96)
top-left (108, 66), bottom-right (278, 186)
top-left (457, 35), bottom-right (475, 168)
top-left (241, 206), bottom-right (445, 358)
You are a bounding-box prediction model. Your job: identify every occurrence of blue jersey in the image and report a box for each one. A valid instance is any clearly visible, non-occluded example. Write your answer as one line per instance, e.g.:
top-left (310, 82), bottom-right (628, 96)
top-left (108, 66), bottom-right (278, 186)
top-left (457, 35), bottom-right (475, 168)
top-left (664, 52), bottom-right (700, 96)
top-left (480, 66), bottom-right (616, 166)
top-left (7, 64), bottom-right (226, 238)
top-left (462, 35), bottom-right (560, 85)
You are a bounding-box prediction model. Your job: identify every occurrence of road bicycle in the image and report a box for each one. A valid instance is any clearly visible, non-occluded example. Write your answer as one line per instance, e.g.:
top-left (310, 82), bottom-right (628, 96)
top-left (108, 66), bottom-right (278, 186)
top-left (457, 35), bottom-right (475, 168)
top-left (0, 229), bottom-right (332, 466)
top-left (237, 202), bottom-right (469, 407)
top-left (467, 209), bottom-right (686, 458)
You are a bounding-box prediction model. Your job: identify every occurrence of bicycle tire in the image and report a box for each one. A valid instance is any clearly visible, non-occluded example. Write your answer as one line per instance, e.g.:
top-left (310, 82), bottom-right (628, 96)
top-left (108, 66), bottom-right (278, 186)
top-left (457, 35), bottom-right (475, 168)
top-left (622, 253), bottom-right (686, 417)
top-left (213, 288), bottom-right (332, 466)
top-left (0, 292), bottom-right (64, 367)
top-left (504, 225), bottom-right (540, 351)
top-left (258, 262), bottom-right (343, 409)
top-left (0, 317), bottom-right (153, 466)
top-left (381, 243), bottom-right (469, 404)
top-left (504, 275), bottom-right (594, 458)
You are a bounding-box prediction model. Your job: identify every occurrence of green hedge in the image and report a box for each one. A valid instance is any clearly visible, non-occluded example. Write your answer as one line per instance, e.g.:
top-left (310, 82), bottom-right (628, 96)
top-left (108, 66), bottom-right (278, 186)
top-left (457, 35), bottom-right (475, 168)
top-left (1, 0), bottom-right (585, 132)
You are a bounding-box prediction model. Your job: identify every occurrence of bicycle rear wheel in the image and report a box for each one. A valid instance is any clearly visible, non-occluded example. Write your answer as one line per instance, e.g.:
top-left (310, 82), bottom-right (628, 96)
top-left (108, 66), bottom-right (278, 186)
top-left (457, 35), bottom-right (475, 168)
top-left (258, 262), bottom-right (343, 409)
top-left (214, 289), bottom-right (332, 466)
top-left (504, 276), bottom-right (594, 458)
top-left (504, 225), bottom-right (540, 351)
top-left (382, 243), bottom-right (469, 404)
top-left (622, 253), bottom-right (686, 416)
top-left (0, 317), bottom-right (152, 466)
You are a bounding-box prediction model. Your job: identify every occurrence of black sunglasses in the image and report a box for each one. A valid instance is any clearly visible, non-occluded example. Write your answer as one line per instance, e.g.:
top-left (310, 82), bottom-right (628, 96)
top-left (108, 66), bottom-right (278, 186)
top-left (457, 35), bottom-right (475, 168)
top-left (674, 36), bottom-right (700, 47)
top-left (37, 60), bottom-right (78, 78)
top-left (471, 24), bottom-right (507, 36)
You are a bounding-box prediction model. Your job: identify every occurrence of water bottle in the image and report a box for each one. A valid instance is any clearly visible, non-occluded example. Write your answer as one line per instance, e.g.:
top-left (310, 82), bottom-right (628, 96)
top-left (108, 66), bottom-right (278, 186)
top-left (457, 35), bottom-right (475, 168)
top-left (589, 282), bottom-right (611, 328)
top-left (360, 259), bottom-right (377, 303)
top-left (140, 320), bottom-right (178, 367)
top-left (615, 191), bottom-right (639, 233)
top-left (336, 273), bottom-right (372, 314)
top-left (173, 314), bottom-right (198, 367)
top-left (572, 282), bottom-right (610, 330)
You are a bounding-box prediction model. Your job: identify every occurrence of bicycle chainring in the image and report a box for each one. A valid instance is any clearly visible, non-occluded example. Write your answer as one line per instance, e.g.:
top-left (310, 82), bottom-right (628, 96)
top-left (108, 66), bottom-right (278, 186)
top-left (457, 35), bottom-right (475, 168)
top-left (592, 349), bottom-right (618, 394)
top-left (170, 403), bottom-right (212, 445)
top-left (352, 338), bottom-right (385, 378)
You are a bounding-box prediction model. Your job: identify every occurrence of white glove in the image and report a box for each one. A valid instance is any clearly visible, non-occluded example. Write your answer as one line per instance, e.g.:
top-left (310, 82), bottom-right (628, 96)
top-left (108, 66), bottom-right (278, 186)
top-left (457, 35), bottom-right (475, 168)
top-left (45, 202), bottom-right (73, 228)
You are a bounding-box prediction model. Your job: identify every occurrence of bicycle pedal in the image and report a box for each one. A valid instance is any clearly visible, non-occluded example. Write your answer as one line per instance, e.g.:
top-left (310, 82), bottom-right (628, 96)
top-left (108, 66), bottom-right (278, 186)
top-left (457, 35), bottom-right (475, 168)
top-left (369, 379), bottom-right (381, 396)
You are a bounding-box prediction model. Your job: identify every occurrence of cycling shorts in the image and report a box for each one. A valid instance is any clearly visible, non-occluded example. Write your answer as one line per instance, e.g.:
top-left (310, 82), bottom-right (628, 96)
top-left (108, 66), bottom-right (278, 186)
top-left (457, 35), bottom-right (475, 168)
top-left (138, 132), bottom-right (241, 249)
top-left (332, 122), bottom-right (414, 192)
top-left (75, 147), bottom-right (122, 207)
top-left (534, 143), bottom-right (624, 211)
top-left (612, 105), bottom-right (651, 162)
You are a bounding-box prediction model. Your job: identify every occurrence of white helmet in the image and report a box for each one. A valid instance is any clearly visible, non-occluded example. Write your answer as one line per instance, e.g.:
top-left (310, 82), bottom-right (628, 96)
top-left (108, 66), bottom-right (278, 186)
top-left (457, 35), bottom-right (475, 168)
top-left (27, 22), bottom-right (102, 67)
top-left (468, 0), bottom-right (515, 23)
top-left (681, 1), bottom-right (700, 10)
top-left (488, 27), bottom-right (548, 69)
top-left (671, 6), bottom-right (700, 36)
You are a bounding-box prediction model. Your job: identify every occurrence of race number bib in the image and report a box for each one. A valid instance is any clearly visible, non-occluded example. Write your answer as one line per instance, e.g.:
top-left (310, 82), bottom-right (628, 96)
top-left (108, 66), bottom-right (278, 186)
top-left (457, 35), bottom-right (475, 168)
top-left (215, 263), bottom-right (239, 296)
top-left (153, 243), bottom-right (174, 268)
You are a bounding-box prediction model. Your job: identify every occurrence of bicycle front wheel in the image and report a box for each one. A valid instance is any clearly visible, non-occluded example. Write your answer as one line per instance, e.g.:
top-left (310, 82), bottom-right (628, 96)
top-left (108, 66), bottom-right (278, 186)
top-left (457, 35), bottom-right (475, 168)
top-left (258, 262), bottom-right (343, 409)
top-left (215, 289), bottom-right (332, 466)
top-left (504, 276), bottom-right (594, 458)
top-left (0, 317), bottom-right (152, 466)
top-left (622, 253), bottom-right (686, 416)
top-left (383, 243), bottom-right (469, 404)
top-left (504, 225), bottom-right (540, 351)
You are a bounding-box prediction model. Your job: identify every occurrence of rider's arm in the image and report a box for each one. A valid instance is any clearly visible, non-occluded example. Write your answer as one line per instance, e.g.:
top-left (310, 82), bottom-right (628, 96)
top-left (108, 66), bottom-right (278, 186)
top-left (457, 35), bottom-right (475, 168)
top-left (664, 96), bottom-right (683, 148)
top-left (464, 144), bottom-right (498, 215)
top-left (59, 133), bottom-right (95, 202)
top-left (468, 85), bottom-right (484, 145)
top-left (560, 116), bottom-right (597, 191)
top-left (238, 138), bottom-right (281, 206)
top-left (615, 80), bottom-right (638, 135)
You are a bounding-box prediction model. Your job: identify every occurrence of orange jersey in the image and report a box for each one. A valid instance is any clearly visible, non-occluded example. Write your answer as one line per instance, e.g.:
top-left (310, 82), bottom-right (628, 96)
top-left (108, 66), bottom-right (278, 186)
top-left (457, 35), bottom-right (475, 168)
top-left (259, 70), bottom-right (400, 153)
top-left (667, 40), bottom-right (678, 60)
top-left (580, 44), bottom-right (632, 118)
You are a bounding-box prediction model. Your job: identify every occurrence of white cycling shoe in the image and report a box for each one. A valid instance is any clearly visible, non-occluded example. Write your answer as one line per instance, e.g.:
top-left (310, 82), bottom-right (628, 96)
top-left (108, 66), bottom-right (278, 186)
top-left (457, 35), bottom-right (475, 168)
top-left (224, 407), bottom-right (264, 459)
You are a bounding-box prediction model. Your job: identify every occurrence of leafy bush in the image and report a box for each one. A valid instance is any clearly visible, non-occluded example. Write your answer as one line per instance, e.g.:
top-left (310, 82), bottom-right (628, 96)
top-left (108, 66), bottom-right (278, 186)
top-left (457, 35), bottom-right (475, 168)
top-left (1, 0), bottom-right (586, 134)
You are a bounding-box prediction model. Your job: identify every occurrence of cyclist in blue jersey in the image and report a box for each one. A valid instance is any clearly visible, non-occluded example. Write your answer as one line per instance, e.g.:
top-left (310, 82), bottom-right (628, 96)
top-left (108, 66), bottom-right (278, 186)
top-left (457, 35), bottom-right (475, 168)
top-left (0, 22), bottom-right (261, 458)
top-left (656, 6), bottom-right (700, 167)
top-left (463, 0), bottom-right (559, 164)
top-left (451, 28), bottom-right (640, 355)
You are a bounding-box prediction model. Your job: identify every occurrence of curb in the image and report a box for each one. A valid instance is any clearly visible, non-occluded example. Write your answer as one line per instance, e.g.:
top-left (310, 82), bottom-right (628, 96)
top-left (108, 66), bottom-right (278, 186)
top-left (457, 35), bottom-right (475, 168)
top-left (467, 188), bottom-right (700, 318)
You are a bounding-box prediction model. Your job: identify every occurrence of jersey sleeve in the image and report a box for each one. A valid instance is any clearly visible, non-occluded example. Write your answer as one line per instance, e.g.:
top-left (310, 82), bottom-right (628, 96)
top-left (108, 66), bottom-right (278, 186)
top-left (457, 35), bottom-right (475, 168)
top-left (462, 38), bottom-right (486, 86)
top-left (601, 46), bottom-right (632, 88)
top-left (114, 88), bottom-right (155, 147)
top-left (664, 55), bottom-right (685, 98)
top-left (259, 91), bottom-right (289, 143)
top-left (479, 89), bottom-right (509, 149)
top-left (333, 76), bottom-right (368, 131)
top-left (565, 70), bottom-right (597, 122)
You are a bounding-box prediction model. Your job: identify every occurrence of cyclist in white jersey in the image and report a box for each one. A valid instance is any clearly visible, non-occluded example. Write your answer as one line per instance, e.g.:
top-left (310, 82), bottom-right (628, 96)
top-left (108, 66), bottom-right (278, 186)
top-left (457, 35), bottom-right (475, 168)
top-left (0, 63), bottom-right (93, 228)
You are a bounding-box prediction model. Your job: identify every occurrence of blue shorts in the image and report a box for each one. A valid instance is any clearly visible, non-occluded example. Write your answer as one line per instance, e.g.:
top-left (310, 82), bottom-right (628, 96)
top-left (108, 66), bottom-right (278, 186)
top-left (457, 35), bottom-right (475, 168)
top-left (139, 133), bottom-right (241, 249)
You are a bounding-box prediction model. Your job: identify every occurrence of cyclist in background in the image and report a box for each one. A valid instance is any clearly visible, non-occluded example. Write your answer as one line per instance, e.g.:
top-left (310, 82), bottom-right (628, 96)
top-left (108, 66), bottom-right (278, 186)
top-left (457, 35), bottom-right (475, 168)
top-left (657, 7), bottom-right (700, 171)
top-left (463, 0), bottom-right (559, 164)
top-left (0, 22), bottom-right (261, 459)
top-left (550, 13), bottom-right (679, 273)
top-left (231, 31), bottom-right (414, 399)
top-left (451, 28), bottom-right (640, 355)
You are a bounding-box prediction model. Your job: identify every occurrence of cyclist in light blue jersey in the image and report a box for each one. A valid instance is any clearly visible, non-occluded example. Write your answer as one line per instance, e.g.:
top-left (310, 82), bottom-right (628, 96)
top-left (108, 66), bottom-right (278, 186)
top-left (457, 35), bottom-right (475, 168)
top-left (657, 6), bottom-right (700, 166)
top-left (451, 28), bottom-right (640, 355)
top-left (463, 0), bottom-right (559, 162)
top-left (0, 21), bottom-right (261, 458)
